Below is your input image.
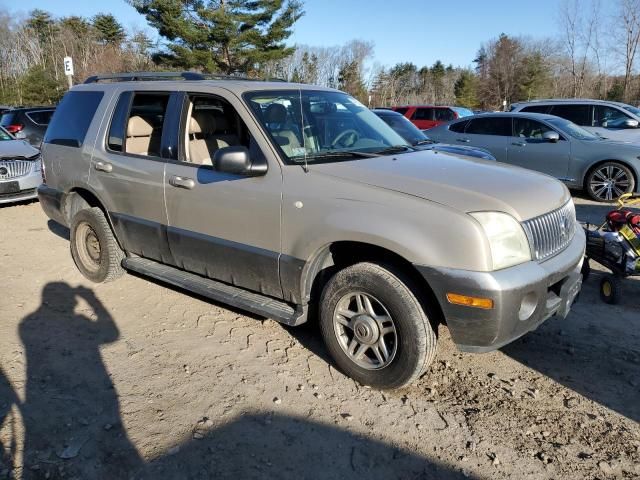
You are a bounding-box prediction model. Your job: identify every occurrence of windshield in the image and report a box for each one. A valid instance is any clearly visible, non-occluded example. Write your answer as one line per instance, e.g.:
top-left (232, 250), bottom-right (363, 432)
top-left (244, 90), bottom-right (410, 164)
top-left (0, 127), bottom-right (13, 141)
top-left (375, 112), bottom-right (432, 146)
top-left (546, 117), bottom-right (600, 141)
top-left (622, 104), bottom-right (640, 117)
top-left (451, 107), bottom-right (474, 118)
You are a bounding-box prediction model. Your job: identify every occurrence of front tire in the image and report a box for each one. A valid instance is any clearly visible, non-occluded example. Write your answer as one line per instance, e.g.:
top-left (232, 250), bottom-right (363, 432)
top-left (70, 207), bottom-right (125, 283)
top-left (586, 162), bottom-right (635, 202)
top-left (319, 262), bottom-right (437, 389)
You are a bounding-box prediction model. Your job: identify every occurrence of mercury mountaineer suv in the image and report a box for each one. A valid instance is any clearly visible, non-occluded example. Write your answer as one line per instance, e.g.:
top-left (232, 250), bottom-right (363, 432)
top-left (38, 72), bottom-right (585, 389)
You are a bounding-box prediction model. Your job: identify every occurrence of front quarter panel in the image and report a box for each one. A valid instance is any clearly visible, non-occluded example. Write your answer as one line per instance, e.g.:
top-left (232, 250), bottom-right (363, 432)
top-left (280, 166), bottom-right (492, 301)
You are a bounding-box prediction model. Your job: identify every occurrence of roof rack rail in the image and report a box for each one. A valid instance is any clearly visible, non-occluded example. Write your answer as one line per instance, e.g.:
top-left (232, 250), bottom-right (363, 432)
top-left (83, 71), bottom-right (286, 84)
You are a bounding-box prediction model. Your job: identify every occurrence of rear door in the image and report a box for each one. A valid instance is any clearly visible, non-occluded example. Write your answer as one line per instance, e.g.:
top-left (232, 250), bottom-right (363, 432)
top-left (162, 89), bottom-right (283, 298)
top-left (88, 89), bottom-right (173, 264)
top-left (455, 117), bottom-right (511, 162)
top-left (507, 117), bottom-right (570, 179)
top-left (411, 107), bottom-right (435, 130)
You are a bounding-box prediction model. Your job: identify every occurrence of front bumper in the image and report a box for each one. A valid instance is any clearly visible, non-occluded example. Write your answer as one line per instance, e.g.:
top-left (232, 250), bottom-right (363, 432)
top-left (0, 165), bottom-right (41, 204)
top-left (417, 227), bottom-right (586, 352)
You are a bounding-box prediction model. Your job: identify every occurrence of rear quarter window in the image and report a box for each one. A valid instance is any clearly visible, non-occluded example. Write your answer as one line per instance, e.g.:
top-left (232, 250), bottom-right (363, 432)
top-left (521, 105), bottom-right (551, 114)
top-left (449, 120), bottom-right (469, 133)
top-left (394, 107), bottom-right (409, 115)
top-left (44, 91), bottom-right (104, 147)
top-left (26, 110), bottom-right (54, 125)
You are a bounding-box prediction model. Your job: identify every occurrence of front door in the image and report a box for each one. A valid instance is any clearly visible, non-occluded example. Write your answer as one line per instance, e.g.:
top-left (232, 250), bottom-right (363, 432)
top-left (457, 116), bottom-right (511, 162)
top-left (163, 90), bottom-right (283, 298)
top-left (89, 89), bottom-right (174, 264)
top-left (507, 117), bottom-right (570, 180)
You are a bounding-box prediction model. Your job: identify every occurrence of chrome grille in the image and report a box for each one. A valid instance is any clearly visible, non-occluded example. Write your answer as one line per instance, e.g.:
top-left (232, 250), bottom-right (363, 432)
top-left (0, 160), bottom-right (33, 180)
top-left (522, 201), bottom-right (576, 261)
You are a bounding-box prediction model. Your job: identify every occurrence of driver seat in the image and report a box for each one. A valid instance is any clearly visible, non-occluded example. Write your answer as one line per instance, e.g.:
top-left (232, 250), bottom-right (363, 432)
top-left (265, 103), bottom-right (301, 156)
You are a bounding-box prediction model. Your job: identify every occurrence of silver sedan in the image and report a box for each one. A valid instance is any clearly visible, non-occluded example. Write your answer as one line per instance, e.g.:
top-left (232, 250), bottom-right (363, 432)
top-left (426, 112), bottom-right (640, 202)
top-left (0, 126), bottom-right (42, 204)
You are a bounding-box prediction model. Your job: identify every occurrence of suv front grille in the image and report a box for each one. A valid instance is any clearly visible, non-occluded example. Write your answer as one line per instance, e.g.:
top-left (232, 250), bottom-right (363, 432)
top-left (522, 201), bottom-right (576, 261)
top-left (0, 160), bottom-right (33, 180)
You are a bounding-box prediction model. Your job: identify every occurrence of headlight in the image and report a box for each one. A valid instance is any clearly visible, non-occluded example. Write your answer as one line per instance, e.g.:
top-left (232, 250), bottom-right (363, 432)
top-left (470, 211), bottom-right (531, 270)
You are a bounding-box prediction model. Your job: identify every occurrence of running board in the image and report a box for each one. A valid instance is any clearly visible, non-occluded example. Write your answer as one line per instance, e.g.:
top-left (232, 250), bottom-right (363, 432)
top-left (122, 257), bottom-right (307, 326)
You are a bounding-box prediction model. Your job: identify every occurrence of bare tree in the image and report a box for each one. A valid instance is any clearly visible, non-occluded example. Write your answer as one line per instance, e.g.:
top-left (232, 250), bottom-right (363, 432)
top-left (613, 0), bottom-right (640, 102)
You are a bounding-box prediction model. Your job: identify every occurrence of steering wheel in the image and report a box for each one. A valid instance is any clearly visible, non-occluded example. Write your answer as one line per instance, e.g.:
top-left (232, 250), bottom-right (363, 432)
top-left (331, 129), bottom-right (360, 148)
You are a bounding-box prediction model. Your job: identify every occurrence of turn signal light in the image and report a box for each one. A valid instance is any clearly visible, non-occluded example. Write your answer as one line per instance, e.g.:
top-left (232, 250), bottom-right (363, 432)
top-left (446, 293), bottom-right (494, 309)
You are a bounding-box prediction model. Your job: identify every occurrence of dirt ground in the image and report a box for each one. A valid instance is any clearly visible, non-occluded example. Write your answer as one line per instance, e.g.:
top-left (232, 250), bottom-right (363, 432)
top-left (0, 197), bottom-right (638, 480)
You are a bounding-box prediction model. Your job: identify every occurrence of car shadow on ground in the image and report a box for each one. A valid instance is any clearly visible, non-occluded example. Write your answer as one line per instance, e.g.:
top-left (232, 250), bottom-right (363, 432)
top-left (46, 219), bottom-right (69, 240)
top-left (0, 281), bottom-right (473, 479)
top-left (502, 278), bottom-right (640, 423)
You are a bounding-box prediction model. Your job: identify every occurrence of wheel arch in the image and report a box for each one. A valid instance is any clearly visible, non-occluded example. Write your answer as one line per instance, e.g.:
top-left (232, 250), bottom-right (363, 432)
top-left (300, 241), bottom-right (445, 328)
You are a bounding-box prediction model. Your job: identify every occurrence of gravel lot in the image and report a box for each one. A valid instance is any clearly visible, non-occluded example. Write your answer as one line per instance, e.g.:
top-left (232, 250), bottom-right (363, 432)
top-left (0, 196), bottom-right (638, 480)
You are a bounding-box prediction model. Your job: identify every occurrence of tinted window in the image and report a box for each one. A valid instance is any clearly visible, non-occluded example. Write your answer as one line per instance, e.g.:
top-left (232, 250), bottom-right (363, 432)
top-left (521, 105), bottom-right (551, 114)
top-left (594, 106), bottom-right (631, 127)
top-left (465, 117), bottom-right (511, 136)
top-left (26, 110), bottom-right (54, 125)
top-left (0, 112), bottom-right (16, 127)
top-left (513, 118), bottom-right (554, 138)
top-left (107, 92), bottom-right (133, 152)
top-left (44, 91), bottom-right (104, 147)
top-left (413, 108), bottom-right (434, 120)
top-left (449, 120), bottom-right (469, 133)
top-left (394, 107), bottom-right (409, 115)
top-left (548, 104), bottom-right (591, 126)
top-left (434, 108), bottom-right (454, 121)
top-left (377, 113), bottom-right (430, 145)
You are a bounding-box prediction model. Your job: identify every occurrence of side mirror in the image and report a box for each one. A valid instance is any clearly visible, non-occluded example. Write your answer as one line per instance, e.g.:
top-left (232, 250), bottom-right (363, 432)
top-left (624, 118), bottom-right (639, 129)
top-left (213, 146), bottom-right (267, 176)
top-left (542, 131), bottom-right (560, 143)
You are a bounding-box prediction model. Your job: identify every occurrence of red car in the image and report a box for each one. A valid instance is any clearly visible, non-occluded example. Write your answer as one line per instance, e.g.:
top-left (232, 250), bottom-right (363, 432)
top-left (391, 105), bottom-right (474, 130)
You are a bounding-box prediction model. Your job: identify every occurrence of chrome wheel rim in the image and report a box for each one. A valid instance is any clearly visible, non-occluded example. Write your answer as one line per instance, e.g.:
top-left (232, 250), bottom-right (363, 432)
top-left (76, 222), bottom-right (101, 273)
top-left (590, 165), bottom-right (631, 201)
top-left (333, 292), bottom-right (397, 370)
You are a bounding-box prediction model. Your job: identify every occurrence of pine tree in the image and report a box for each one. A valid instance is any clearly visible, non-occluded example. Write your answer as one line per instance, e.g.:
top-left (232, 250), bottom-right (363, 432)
top-left (130, 0), bottom-right (304, 75)
top-left (92, 14), bottom-right (126, 46)
top-left (454, 70), bottom-right (479, 108)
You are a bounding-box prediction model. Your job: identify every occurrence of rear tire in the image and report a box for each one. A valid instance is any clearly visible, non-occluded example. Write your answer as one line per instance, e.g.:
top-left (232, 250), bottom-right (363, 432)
top-left (70, 207), bottom-right (125, 283)
top-left (586, 162), bottom-right (635, 202)
top-left (319, 262), bottom-right (437, 389)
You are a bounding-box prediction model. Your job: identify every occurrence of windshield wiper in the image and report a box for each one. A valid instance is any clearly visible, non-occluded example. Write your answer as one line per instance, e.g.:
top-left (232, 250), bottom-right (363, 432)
top-left (372, 145), bottom-right (416, 155)
top-left (290, 150), bottom-right (382, 163)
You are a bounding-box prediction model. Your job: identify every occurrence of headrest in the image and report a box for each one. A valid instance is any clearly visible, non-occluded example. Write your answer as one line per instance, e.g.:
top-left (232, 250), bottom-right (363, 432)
top-left (127, 116), bottom-right (154, 137)
top-left (265, 103), bottom-right (287, 124)
top-left (189, 111), bottom-right (216, 135)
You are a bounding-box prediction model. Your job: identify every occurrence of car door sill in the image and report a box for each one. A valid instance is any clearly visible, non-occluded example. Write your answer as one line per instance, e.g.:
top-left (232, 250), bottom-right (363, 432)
top-left (122, 257), bottom-right (307, 326)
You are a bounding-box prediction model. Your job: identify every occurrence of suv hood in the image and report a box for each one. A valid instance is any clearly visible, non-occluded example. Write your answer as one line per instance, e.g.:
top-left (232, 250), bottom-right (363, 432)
top-left (309, 150), bottom-right (570, 221)
top-left (0, 140), bottom-right (40, 160)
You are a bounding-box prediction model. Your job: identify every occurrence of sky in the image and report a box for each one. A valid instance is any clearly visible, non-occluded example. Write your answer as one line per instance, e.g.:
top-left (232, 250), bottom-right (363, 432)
top-left (4, 0), bottom-right (614, 69)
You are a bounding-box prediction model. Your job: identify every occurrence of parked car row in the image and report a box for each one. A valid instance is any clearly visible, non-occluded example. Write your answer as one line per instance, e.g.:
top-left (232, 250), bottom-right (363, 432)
top-left (426, 111), bottom-right (640, 202)
top-left (0, 106), bottom-right (56, 147)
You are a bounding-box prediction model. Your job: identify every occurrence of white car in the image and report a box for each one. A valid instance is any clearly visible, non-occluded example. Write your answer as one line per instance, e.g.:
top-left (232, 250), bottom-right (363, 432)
top-left (0, 126), bottom-right (42, 204)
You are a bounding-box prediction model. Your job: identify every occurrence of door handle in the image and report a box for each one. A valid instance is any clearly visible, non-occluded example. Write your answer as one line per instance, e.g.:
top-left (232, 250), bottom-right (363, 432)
top-left (169, 175), bottom-right (195, 190)
top-left (511, 142), bottom-right (526, 147)
top-left (456, 138), bottom-right (470, 143)
top-left (94, 161), bottom-right (113, 173)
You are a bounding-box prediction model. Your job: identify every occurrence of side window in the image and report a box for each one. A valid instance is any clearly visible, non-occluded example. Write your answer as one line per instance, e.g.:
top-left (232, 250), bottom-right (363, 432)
top-left (413, 108), bottom-right (434, 120)
top-left (434, 108), bottom-right (455, 122)
top-left (184, 94), bottom-right (249, 166)
top-left (594, 106), bottom-right (631, 127)
top-left (548, 104), bottom-right (591, 126)
top-left (394, 107), bottom-right (409, 116)
top-left (449, 120), bottom-right (469, 133)
top-left (465, 117), bottom-right (511, 136)
top-left (26, 110), bottom-right (54, 125)
top-left (43, 91), bottom-right (104, 147)
top-left (513, 118), bottom-right (554, 139)
top-left (521, 105), bottom-right (551, 114)
top-left (107, 92), bottom-right (169, 157)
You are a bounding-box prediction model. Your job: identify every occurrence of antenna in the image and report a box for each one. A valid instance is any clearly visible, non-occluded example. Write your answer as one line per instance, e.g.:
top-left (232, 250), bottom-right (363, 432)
top-left (298, 88), bottom-right (308, 173)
